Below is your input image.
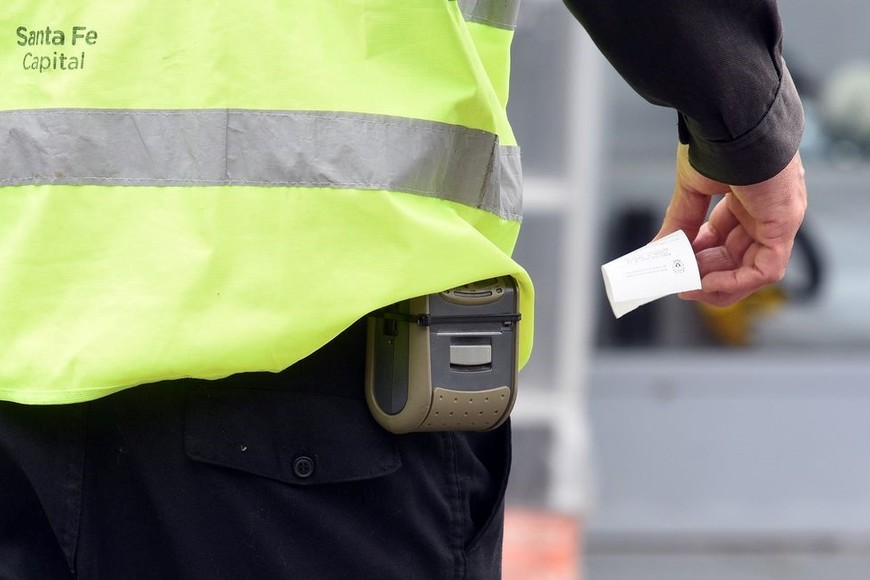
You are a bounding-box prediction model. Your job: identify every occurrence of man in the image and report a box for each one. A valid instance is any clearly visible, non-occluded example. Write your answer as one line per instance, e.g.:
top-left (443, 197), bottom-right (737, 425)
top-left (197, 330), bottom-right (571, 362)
top-left (0, 1), bottom-right (805, 578)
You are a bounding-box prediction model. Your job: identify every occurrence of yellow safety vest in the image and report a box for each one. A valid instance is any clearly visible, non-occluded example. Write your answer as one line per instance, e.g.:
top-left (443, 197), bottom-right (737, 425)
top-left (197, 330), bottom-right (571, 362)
top-left (0, 0), bottom-right (533, 404)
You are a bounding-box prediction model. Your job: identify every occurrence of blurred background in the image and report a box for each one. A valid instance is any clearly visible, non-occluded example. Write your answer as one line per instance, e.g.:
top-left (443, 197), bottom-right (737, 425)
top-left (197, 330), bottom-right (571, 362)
top-left (502, 1), bottom-right (870, 578)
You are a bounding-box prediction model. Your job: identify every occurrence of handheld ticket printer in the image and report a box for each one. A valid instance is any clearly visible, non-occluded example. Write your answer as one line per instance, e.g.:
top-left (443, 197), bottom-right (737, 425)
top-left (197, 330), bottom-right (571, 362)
top-left (365, 277), bottom-right (520, 434)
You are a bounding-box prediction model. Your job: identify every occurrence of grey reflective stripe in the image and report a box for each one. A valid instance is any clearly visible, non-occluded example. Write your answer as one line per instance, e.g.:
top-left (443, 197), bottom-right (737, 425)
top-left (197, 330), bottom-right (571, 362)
top-left (458, 0), bottom-right (521, 30)
top-left (0, 109), bottom-right (522, 221)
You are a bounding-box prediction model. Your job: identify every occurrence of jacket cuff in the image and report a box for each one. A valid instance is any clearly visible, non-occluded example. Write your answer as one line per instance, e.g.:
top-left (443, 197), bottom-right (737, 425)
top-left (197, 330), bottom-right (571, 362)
top-left (679, 60), bottom-right (805, 186)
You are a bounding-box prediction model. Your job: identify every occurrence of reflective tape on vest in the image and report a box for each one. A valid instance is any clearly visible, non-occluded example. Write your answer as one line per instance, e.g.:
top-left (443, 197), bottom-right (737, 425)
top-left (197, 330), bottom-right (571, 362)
top-left (458, 0), bottom-right (522, 30)
top-left (0, 109), bottom-right (522, 222)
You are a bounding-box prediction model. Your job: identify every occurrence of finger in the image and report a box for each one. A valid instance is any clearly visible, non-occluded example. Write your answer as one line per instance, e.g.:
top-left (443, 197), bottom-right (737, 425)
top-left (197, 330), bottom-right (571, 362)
top-left (723, 224), bottom-right (754, 266)
top-left (679, 259), bottom-right (766, 306)
top-left (701, 244), bottom-right (788, 296)
top-left (692, 222), bottom-right (752, 278)
top-left (679, 288), bottom-right (755, 307)
top-left (694, 246), bottom-right (738, 278)
top-left (691, 196), bottom-right (739, 253)
top-left (687, 227), bottom-right (793, 306)
top-left (655, 186), bottom-right (711, 242)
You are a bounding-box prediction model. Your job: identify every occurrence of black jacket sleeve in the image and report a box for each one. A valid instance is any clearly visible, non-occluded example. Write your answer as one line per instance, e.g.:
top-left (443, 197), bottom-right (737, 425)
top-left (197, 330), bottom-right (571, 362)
top-left (562, 0), bottom-right (804, 185)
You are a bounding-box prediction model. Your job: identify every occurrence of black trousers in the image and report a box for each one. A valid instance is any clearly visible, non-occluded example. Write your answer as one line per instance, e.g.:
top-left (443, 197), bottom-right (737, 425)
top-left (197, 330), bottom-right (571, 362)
top-left (0, 322), bottom-right (510, 579)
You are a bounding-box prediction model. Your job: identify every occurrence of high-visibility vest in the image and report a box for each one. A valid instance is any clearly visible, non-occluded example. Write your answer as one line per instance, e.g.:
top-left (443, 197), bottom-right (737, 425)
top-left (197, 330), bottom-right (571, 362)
top-left (0, 0), bottom-right (533, 404)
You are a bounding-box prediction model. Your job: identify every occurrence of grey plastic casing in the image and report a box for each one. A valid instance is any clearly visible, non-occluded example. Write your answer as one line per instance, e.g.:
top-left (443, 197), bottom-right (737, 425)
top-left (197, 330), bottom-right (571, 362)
top-left (365, 277), bottom-right (519, 434)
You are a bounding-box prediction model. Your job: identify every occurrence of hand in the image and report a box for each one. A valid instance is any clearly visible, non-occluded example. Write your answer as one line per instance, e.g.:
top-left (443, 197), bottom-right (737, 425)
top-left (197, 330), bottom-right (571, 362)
top-left (656, 144), bottom-right (808, 307)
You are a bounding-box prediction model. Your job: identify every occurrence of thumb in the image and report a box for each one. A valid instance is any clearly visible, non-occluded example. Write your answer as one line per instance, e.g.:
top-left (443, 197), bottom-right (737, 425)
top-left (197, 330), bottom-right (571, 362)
top-left (655, 145), bottom-right (716, 243)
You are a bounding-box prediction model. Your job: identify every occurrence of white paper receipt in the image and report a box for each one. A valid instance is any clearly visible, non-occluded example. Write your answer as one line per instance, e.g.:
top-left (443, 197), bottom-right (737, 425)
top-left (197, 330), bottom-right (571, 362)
top-left (601, 230), bottom-right (702, 318)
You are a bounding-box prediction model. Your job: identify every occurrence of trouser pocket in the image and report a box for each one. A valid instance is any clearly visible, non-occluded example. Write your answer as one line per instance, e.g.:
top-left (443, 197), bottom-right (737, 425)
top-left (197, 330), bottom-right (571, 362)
top-left (185, 386), bottom-right (401, 485)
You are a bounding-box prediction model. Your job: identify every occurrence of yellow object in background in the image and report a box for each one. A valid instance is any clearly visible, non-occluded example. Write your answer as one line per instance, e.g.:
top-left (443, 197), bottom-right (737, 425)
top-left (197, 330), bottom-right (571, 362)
top-left (698, 286), bottom-right (788, 347)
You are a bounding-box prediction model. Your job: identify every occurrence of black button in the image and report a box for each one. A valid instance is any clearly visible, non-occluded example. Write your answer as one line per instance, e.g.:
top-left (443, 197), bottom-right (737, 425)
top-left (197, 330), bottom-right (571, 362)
top-left (292, 455), bottom-right (315, 479)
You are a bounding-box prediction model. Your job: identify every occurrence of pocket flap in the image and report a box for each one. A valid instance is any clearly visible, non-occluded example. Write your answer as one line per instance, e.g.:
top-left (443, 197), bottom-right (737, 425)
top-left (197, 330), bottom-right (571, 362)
top-left (185, 388), bottom-right (401, 486)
